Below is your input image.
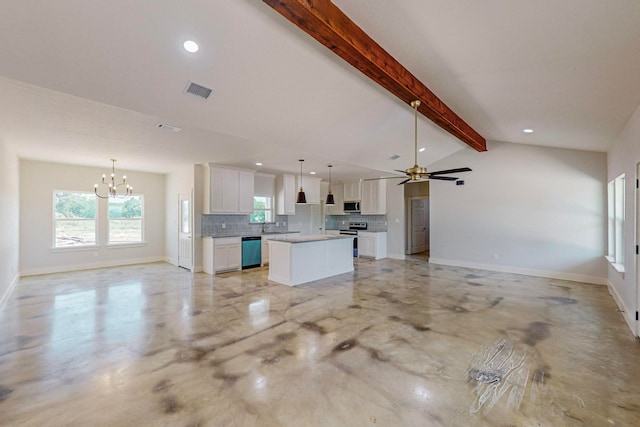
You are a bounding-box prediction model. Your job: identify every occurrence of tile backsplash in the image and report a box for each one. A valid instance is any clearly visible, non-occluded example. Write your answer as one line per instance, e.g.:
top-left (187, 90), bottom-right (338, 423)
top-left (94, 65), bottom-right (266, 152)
top-left (326, 214), bottom-right (387, 232)
top-left (202, 214), bottom-right (289, 237)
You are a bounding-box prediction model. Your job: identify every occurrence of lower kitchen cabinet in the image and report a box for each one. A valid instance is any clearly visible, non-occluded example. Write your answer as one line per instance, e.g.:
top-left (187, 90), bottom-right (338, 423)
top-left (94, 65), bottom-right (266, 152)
top-left (214, 237), bottom-right (241, 272)
top-left (261, 232), bottom-right (301, 267)
top-left (203, 237), bottom-right (242, 274)
top-left (261, 237), bottom-right (270, 266)
top-left (358, 232), bottom-right (387, 260)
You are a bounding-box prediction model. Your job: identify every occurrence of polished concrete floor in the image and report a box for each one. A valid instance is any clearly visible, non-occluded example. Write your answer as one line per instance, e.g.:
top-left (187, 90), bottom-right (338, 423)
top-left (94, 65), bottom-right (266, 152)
top-left (1, 258), bottom-right (639, 426)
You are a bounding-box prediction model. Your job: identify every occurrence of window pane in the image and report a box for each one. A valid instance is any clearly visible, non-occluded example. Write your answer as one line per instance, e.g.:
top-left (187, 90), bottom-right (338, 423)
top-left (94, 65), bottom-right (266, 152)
top-left (55, 219), bottom-right (97, 246)
top-left (614, 175), bottom-right (625, 265)
top-left (54, 192), bottom-right (96, 247)
top-left (109, 219), bottom-right (142, 243)
top-left (250, 196), bottom-right (273, 223)
top-left (109, 195), bottom-right (143, 243)
top-left (181, 199), bottom-right (190, 234)
top-left (55, 192), bottom-right (96, 219)
top-left (607, 181), bottom-right (615, 258)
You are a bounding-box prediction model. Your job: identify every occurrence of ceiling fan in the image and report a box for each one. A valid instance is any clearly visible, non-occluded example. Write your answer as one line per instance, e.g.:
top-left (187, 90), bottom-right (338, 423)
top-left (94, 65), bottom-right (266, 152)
top-left (368, 100), bottom-right (472, 185)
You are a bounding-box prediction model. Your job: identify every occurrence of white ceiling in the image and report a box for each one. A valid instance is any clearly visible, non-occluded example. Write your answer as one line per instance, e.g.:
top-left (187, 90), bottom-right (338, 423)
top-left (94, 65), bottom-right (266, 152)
top-left (1, 0), bottom-right (639, 182)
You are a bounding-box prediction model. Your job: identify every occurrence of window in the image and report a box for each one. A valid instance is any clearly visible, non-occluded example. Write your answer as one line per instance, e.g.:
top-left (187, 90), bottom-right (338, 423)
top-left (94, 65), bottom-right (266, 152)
top-left (108, 195), bottom-right (143, 244)
top-left (607, 174), bottom-right (625, 271)
top-left (250, 196), bottom-right (273, 223)
top-left (54, 192), bottom-right (97, 247)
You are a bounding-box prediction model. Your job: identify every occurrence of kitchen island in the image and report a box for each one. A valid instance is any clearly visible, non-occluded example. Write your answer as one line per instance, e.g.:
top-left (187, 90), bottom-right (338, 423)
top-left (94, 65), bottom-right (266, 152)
top-left (268, 235), bottom-right (354, 286)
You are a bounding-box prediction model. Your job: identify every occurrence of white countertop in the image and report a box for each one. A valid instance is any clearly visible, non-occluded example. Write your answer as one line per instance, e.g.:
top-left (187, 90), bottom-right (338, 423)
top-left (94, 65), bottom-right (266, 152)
top-left (275, 235), bottom-right (354, 244)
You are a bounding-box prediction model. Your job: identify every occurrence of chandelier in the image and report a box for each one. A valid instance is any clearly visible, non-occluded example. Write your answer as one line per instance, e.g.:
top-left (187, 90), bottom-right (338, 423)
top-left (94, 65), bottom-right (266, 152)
top-left (94, 159), bottom-right (133, 198)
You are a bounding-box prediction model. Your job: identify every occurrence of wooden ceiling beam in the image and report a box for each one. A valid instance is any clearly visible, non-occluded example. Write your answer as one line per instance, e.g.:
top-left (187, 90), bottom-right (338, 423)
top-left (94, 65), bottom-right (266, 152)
top-left (263, 0), bottom-right (487, 152)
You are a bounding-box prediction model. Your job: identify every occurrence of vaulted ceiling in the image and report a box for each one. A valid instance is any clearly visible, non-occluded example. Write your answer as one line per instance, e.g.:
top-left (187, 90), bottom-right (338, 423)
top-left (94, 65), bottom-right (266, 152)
top-left (1, 0), bottom-right (639, 182)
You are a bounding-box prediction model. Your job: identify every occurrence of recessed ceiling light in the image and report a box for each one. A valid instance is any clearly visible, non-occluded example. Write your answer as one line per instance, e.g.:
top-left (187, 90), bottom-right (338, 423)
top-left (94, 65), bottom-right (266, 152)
top-left (183, 40), bottom-right (199, 53)
top-left (310, 171), bottom-right (316, 175)
top-left (255, 162), bottom-right (263, 166)
top-left (419, 147), bottom-right (426, 152)
top-left (523, 128), bottom-right (534, 133)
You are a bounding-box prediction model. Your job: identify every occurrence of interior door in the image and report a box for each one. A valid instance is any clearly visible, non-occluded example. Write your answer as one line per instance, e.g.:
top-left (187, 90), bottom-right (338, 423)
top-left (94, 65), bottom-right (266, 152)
top-left (178, 193), bottom-right (193, 270)
top-left (410, 198), bottom-right (428, 254)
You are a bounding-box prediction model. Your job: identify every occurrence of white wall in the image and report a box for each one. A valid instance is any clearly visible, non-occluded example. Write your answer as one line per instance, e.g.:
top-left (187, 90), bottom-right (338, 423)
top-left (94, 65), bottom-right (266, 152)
top-left (289, 204), bottom-right (321, 235)
top-left (607, 101), bottom-right (640, 334)
top-left (164, 164), bottom-right (204, 271)
top-left (19, 160), bottom-right (166, 275)
top-left (386, 180), bottom-right (405, 259)
top-left (0, 140), bottom-right (20, 306)
top-left (429, 141), bottom-right (607, 285)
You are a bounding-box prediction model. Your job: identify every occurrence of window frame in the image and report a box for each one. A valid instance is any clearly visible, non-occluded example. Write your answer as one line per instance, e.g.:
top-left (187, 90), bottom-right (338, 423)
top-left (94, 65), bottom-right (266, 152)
top-left (52, 191), bottom-right (98, 249)
top-left (606, 174), bottom-right (625, 273)
top-left (250, 195), bottom-right (274, 224)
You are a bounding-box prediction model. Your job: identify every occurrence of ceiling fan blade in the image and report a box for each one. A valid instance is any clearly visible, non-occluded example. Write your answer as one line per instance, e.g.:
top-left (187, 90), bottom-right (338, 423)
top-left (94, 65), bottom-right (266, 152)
top-left (428, 167), bottom-right (472, 176)
top-left (363, 176), bottom-right (404, 181)
top-left (397, 178), bottom-right (411, 185)
top-left (394, 169), bottom-right (409, 174)
top-left (428, 176), bottom-right (458, 181)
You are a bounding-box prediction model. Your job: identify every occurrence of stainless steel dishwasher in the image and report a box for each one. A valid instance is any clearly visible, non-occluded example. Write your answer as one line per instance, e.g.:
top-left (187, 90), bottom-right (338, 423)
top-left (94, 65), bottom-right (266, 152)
top-left (241, 236), bottom-right (262, 269)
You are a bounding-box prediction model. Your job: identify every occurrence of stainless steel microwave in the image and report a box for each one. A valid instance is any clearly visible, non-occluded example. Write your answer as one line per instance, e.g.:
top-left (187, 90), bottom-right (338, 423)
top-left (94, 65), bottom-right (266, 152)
top-left (344, 201), bottom-right (360, 212)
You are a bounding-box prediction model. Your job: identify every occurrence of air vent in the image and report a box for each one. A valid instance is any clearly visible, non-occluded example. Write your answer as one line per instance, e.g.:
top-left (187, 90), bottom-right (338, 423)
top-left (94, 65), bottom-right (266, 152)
top-left (183, 81), bottom-right (213, 100)
top-left (157, 123), bottom-right (182, 132)
top-left (389, 154), bottom-right (400, 160)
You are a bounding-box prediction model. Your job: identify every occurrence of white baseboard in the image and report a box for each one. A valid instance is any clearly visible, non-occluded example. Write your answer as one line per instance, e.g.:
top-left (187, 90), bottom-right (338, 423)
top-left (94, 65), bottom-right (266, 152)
top-left (0, 273), bottom-right (19, 309)
top-left (166, 257), bottom-right (178, 266)
top-left (387, 253), bottom-right (406, 260)
top-left (428, 258), bottom-right (607, 286)
top-left (20, 256), bottom-right (166, 277)
top-left (607, 279), bottom-right (637, 336)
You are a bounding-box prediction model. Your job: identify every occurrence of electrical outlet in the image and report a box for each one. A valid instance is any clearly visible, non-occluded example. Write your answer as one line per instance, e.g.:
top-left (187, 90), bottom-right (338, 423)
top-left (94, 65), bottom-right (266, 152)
top-left (492, 254), bottom-right (499, 260)
top-left (221, 224), bottom-right (226, 229)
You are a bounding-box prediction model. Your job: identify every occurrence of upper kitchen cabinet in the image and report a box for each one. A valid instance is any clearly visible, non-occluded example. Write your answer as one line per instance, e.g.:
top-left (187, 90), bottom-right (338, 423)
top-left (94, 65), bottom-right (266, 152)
top-left (296, 175), bottom-right (321, 204)
top-left (206, 165), bottom-right (255, 214)
top-left (361, 179), bottom-right (386, 215)
top-left (343, 180), bottom-right (362, 201)
top-left (276, 174), bottom-right (296, 215)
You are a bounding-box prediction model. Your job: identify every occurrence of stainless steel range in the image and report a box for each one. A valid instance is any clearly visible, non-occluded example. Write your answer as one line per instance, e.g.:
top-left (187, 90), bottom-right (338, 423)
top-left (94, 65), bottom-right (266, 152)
top-left (339, 222), bottom-right (367, 257)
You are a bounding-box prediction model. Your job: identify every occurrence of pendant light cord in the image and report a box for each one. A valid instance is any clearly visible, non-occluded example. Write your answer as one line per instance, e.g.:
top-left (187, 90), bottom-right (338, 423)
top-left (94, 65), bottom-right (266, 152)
top-left (411, 100), bottom-right (421, 167)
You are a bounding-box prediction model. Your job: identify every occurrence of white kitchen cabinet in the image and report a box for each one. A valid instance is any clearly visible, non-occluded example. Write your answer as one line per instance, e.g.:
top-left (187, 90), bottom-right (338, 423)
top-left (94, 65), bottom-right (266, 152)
top-left (261, 232), bottom-right (300, 265)
top-left (276, 174), bottom-right (296, 215)
top-left (238, 170), bottom-right (255, 214)
top-left (361, 179), bottom-right (386, 215)
top-left (208, 165), bottom-right (255, 214)
top-left (358, 231), bottom-right (387, 260)
top-left (261, 237), bottom-right (270, 266)
top-left (296, 175), bottom-right (321, 204)
top-left (324, 181), bottom-right (346, 215)
top-left (214, 237), bottom-right (241, 272)
top-left (343, 181), bottom-right (362, 201)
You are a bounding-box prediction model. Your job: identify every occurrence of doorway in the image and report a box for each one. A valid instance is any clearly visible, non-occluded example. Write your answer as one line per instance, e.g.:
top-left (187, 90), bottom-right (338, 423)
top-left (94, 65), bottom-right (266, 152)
top-left (407, 197), bottom-right (429, 255)
top-left (178, 193), bottom-right (193, 271)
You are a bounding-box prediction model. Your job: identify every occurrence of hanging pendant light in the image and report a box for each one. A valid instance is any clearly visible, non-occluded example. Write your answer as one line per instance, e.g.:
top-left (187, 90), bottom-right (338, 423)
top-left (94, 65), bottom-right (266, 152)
top-left (325, 164), bottom-right (335, 205)
top-left (296, 159), bottom-right (307, 204)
